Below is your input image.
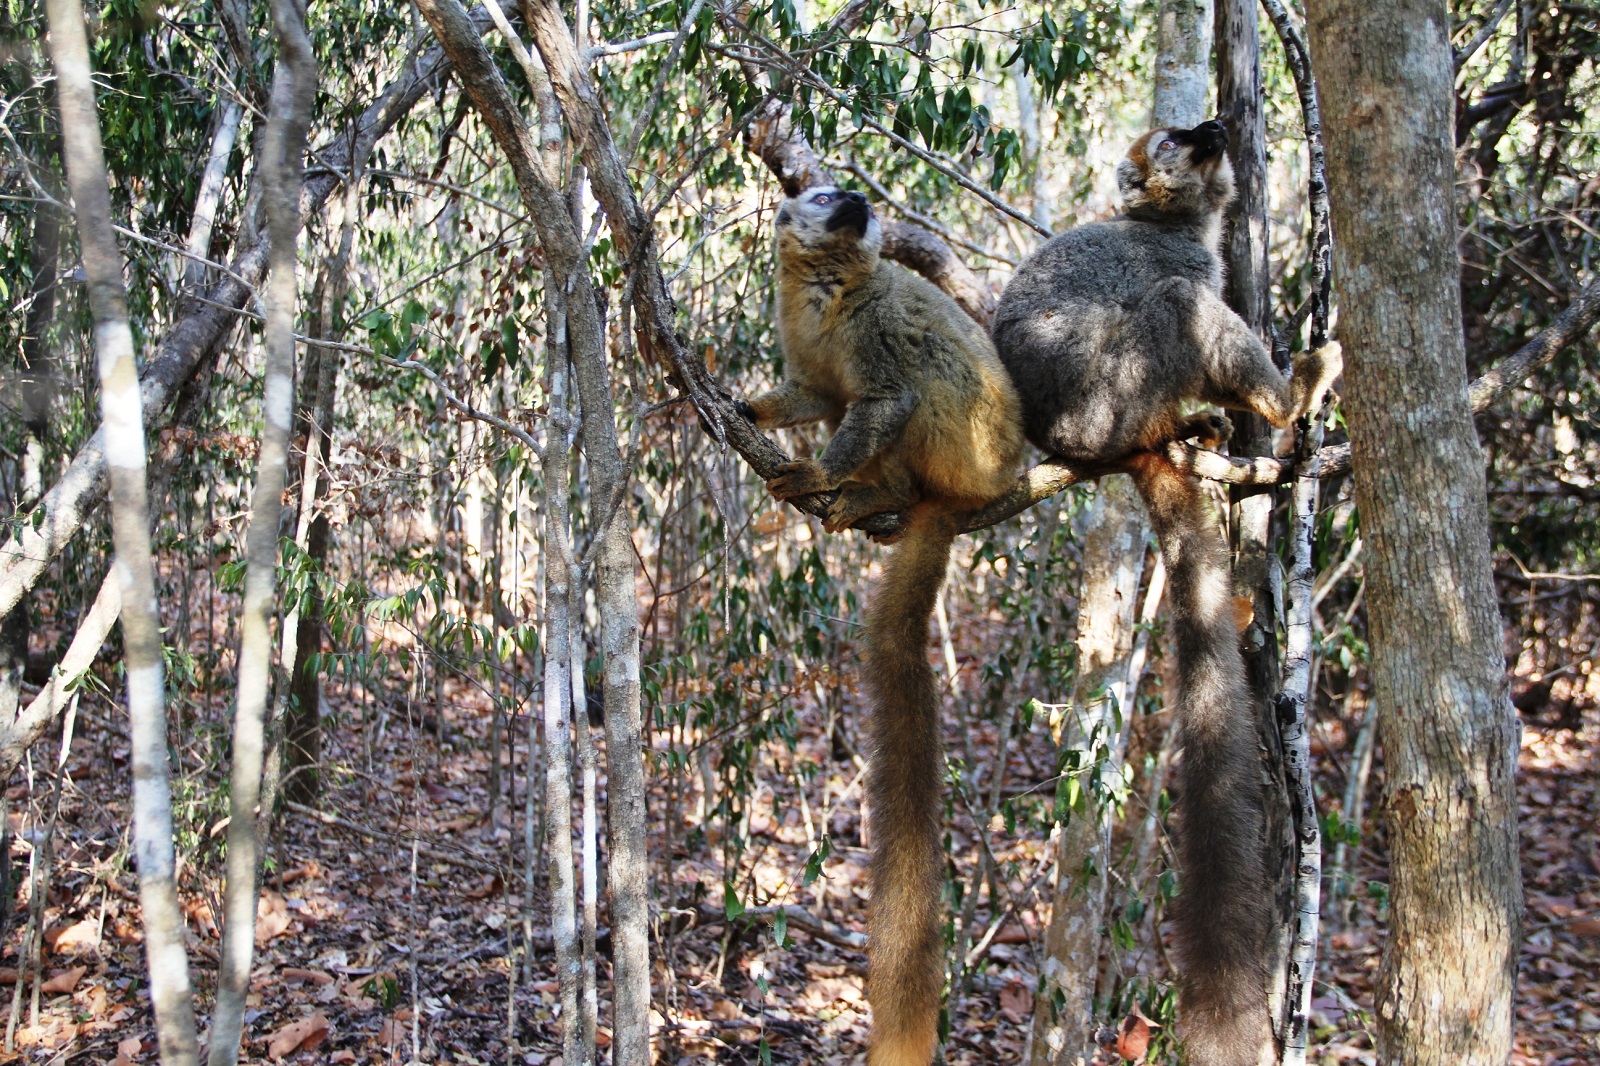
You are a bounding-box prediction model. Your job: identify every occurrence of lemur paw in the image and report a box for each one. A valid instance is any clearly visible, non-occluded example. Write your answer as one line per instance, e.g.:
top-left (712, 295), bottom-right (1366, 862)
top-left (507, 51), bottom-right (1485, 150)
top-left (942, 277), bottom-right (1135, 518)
top-left (734, 399), bottom-right (757, 422)
top-left (1178, 413), bottom-right (1233, 448)
top-left (766, 459), bottom-right (834, 500)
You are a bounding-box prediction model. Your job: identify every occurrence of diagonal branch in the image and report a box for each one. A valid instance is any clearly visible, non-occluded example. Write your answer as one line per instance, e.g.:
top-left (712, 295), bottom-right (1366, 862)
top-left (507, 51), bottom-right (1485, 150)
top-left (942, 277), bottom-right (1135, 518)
top-left (0, 12), bottom-right (488, 621)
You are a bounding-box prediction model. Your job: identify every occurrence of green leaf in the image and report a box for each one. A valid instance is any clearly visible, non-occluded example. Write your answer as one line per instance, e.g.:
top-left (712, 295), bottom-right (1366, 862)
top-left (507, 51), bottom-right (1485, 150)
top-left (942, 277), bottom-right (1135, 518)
top-left (802, 836), bottom-right (831, 886)
top-left (723, 882), bottom-right (745, 920)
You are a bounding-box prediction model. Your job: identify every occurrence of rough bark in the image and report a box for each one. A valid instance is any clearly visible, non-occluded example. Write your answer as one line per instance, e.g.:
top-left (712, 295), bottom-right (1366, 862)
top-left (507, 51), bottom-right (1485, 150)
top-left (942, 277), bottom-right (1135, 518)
top-left (1029, 477), bottom-right (1148, 1066)
top-left (209, 0), bottom-right (317, 1060)
top-left (1152, 0), bottom-right (1213, 128)
top-left (44, 0), bottom-right (202, 1058)
top-left (1307, 2), bottom-right (1523, 1062)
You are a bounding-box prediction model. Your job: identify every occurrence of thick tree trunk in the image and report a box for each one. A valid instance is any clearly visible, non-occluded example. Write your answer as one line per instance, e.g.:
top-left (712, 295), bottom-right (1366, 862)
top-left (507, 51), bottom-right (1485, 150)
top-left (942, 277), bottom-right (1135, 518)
top-left (1307, 2), bottom-right (1522, 1062)
top-left (44, 0), bottom-right (202, 1058)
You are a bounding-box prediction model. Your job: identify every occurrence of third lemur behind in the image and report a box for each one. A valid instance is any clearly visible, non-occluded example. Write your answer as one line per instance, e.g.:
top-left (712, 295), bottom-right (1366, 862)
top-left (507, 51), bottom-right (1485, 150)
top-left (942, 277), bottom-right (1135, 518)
top-left (992, 119), bottom-right (1342, 1065)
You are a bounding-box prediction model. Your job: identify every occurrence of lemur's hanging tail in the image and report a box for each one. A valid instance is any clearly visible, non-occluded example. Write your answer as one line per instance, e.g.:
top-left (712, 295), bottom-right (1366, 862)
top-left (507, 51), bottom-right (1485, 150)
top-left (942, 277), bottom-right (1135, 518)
top-left (862, 505), bottom-right (957, 1066)
top-left (1127, 452), bottom-right (1274, 1066)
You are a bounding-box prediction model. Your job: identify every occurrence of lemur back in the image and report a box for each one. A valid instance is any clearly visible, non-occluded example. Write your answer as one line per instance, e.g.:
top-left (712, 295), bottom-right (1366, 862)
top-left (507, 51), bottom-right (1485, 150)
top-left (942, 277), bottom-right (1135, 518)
top-left (741, 185), bottom-right (1022, 1066)
top-left (992, 120), bottom-right (1341, 1066)
top-left (995, 120), bottom-right (1339, 465)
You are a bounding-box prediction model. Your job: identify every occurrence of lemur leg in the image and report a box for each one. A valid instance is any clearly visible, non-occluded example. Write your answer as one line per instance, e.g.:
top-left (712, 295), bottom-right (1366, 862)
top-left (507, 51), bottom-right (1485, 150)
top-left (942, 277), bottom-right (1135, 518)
top-left (1174, 283), bottom-right (1299, 427)
top-left (826, 463), bottom-right (919, 536)
top-left (1287, 341), bottom-right (1343, 420)
top-left (741, 380), bottom-right (843, 430)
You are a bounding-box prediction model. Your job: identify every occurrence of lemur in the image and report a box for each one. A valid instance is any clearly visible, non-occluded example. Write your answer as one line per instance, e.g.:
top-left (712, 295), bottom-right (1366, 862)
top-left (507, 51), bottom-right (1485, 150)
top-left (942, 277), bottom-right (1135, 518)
top-left (738, 185), bottom-right (1024, 1066)
top-left (991, 120), bottom-right (1342, 1065)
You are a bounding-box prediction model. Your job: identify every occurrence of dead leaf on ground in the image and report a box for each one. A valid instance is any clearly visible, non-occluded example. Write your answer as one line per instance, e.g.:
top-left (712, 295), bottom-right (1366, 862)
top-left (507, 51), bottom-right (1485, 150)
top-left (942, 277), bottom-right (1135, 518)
top-left (267, 1012), bottom-right (330, 1059)
top-left (282, 967), bottom-right (335, 986)
top-left (998, 981), bottom-right (1031, 1024)
top-left (1568, 917), bottom-right (1600, 937)
top-left (41, 966), bottom-right (87, 994)
top-left (256, 891), bottom-right (294, 945)
top-left (51, 918), bottom-right (101, 955)
top-left (463, 873), bottom-right (503, 899)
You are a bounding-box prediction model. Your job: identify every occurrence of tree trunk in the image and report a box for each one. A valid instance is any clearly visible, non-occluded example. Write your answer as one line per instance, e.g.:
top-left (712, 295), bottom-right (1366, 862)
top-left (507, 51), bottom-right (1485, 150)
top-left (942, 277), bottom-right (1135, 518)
top-left (209, 0), bottom-right (317, 1059)
top-left (1029, 477), bottom-right (1148, 1066)
top-left (1306, 2), bottom-right (1522, 1062)
top-left (44, 0), bottom-right (202, 1058)
top-left (1215, 0), bottom-right (1293, 1049)
top-left (407, 4), bottom-right (651, 1059)
top-left (1153, 0), bottom-right (1213, 127)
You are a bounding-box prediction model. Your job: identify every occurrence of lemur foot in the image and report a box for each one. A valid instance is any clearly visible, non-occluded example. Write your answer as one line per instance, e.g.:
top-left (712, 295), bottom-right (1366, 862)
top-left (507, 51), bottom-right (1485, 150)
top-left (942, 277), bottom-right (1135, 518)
top-left (1292, 340), bottom-right (1344, 415)
top-left (824, 485), bottom-right (905, 534)
top-left (766, 458), bottom-right (835, 500)
top-left (734, 399), bottom-right (757, 421)
top-left (1178, 413), bottom-right (1234, 448)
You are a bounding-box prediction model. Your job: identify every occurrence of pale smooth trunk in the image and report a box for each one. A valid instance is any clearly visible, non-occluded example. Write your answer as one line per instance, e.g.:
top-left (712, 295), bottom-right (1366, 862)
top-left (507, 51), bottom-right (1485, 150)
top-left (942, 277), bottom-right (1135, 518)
top-left (45, 0), bottom-right (201, 1057)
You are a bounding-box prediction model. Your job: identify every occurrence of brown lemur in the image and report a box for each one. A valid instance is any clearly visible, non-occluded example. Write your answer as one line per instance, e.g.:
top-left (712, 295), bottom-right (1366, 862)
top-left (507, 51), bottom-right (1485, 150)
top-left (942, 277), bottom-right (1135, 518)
top-left (991, 120), bottom-right (1342, 1065)
top-left (738, 185), bottom-right (1024, 1066)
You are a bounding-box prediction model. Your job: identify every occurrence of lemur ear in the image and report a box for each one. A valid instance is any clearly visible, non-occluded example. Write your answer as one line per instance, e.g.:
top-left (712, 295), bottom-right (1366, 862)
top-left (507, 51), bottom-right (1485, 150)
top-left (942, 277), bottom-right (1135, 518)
top-left (779, 175), bottom-right (807, 198)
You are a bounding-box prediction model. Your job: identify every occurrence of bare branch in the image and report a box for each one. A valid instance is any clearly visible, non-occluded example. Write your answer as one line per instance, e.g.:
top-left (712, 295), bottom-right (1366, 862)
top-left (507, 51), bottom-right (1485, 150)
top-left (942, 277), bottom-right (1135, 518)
top-left (1468, 278), bottom-right (1600, 410)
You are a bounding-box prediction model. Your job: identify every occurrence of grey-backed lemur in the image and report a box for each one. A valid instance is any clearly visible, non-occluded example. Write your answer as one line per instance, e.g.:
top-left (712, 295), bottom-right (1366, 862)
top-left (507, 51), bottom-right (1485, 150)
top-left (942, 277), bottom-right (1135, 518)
top-left (739, 185), bottom-right (1024, 1066)
top-left (992, 120), bottom-right (1341, 1066)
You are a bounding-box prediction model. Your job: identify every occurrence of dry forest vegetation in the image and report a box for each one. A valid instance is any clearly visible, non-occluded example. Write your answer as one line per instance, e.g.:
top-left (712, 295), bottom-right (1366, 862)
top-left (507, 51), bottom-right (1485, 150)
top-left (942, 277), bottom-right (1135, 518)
top-left (0, 0), bottom-right (1597, 1063)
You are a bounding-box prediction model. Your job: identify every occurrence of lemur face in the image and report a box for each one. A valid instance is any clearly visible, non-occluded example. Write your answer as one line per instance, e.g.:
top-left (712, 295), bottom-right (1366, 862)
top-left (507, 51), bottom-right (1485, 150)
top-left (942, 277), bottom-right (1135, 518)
top-left (1116, 119), bottom-right (1236, 218)
top-left (774, 185), bottom-right (884, 261)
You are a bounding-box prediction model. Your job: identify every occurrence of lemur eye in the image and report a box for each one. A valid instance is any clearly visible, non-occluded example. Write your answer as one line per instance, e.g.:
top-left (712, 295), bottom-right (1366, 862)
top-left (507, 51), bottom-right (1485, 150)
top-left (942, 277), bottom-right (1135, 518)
top-left (1159, 139), bottom-right (1178, 152)
top-left (813, 193), bottom-right (833, 205)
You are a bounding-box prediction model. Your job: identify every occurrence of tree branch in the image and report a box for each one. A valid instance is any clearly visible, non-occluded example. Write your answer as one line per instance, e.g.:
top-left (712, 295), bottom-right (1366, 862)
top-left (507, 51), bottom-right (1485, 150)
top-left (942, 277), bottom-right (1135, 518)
top-left (0, 11), bottom-right (486, 620)
top-left (1468, 278), bottom-right (1600, 410)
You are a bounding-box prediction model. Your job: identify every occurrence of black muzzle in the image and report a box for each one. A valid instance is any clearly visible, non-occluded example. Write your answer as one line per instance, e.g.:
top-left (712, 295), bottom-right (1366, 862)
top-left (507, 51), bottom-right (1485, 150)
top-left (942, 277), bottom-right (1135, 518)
top-left (1180, 119), bottom-right (1229, 165)
top-left (826, 190), bottom-right (872, 237)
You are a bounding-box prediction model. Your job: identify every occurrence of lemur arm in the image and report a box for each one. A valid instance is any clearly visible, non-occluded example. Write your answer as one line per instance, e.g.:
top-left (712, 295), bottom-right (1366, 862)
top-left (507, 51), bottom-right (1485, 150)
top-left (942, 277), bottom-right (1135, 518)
top-left (818, 390), bottom-right (918, 483)
top-left (740, 380), bottom-right (840, 430)
top-left (763, 388), bottom-right (918, 501)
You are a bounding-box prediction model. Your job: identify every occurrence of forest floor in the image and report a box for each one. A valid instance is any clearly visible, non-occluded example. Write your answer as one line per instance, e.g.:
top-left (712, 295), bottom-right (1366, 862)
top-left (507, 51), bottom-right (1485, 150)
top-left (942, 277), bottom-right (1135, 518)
top-left (1, 652), bottom-right (1597, 1065)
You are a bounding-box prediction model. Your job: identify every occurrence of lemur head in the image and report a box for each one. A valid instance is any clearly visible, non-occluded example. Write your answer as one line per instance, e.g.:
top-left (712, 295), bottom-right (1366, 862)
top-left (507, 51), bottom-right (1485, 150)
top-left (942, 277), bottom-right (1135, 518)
top-left (774, 186), bottom-right (883, 276)
top-left (1116, 120), bottom-right (1236, 222)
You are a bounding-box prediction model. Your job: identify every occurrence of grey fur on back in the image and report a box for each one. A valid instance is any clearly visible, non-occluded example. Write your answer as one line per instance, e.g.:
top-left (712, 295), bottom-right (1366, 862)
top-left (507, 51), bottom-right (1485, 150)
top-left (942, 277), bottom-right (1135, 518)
top-left (993, 216), bottom-right (1225, 456)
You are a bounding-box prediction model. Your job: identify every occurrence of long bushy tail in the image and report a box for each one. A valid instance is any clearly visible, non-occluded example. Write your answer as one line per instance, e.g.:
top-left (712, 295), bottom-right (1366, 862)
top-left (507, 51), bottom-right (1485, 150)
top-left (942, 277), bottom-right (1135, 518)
top-left (1127, 452), bottom-right (1273, 1065)
top-left (862, 506), bottom-right (956, 1066)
